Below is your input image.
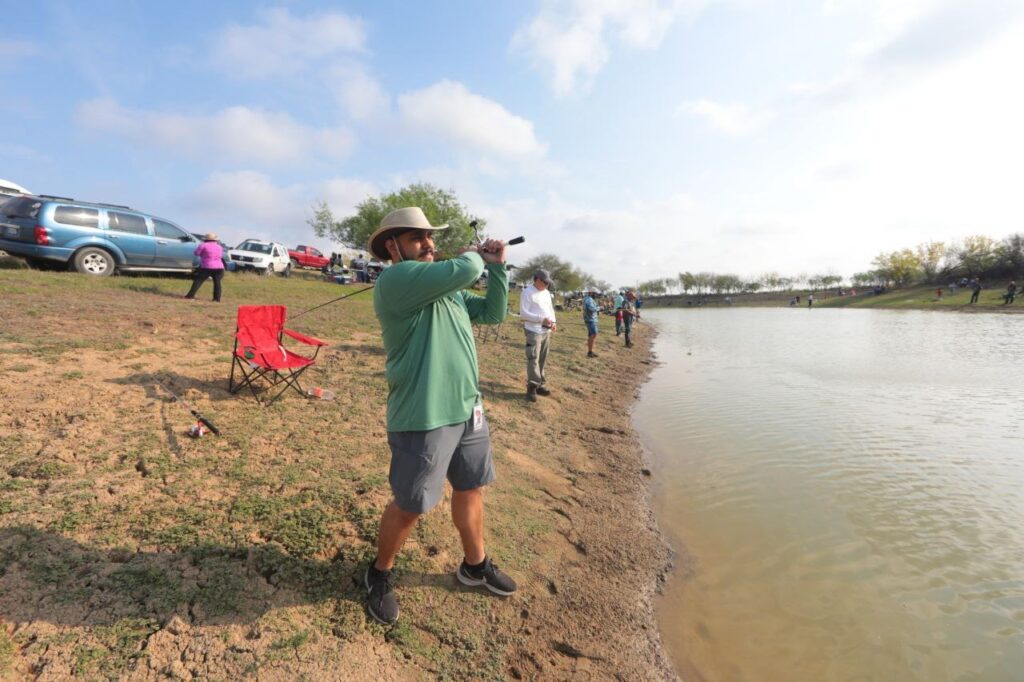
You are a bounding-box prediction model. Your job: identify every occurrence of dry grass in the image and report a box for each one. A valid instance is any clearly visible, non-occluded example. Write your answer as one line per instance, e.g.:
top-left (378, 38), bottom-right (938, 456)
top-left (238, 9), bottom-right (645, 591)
top-left (0, 268), bottom-right (671, 680)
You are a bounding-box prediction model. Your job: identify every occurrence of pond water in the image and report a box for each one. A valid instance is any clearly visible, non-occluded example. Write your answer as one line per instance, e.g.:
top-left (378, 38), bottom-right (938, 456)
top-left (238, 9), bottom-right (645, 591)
top-left (633, 307), bottom-right (1024, 681)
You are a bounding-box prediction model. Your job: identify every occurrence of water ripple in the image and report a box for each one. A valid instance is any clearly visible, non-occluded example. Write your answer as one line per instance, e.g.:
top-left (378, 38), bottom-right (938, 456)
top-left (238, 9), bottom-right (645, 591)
top-left (637, 308), bottom-right (1024, 682)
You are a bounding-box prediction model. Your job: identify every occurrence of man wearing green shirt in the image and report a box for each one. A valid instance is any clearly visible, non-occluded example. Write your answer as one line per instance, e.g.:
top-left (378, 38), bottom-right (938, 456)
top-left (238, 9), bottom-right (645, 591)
top-left (364, 207), bottom-right (517, 625)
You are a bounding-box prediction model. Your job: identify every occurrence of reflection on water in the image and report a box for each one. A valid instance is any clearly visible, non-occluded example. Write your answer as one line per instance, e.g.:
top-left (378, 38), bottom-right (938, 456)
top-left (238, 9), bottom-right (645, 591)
top-left (634, 308), bottom-right (1024, 682)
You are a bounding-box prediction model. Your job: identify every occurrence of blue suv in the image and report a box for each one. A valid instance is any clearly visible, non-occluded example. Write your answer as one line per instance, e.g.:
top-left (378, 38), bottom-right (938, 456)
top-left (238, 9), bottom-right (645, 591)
top-left (0, 195), bottom-right (200, 276)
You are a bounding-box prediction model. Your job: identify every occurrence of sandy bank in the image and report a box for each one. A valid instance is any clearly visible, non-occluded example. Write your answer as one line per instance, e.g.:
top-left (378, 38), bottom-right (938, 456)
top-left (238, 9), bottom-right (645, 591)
top-left (0, 270), bottom-right (675, 680)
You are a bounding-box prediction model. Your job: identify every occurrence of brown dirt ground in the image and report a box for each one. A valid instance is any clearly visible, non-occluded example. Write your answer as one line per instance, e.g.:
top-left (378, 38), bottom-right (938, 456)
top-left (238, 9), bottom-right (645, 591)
top-left (0, 269), bottom-right (675, 681)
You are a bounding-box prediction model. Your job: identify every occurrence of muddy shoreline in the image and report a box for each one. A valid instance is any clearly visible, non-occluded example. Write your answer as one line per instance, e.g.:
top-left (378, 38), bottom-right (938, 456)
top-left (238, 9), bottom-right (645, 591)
top-left (0, 270), bottom-right (678, 680)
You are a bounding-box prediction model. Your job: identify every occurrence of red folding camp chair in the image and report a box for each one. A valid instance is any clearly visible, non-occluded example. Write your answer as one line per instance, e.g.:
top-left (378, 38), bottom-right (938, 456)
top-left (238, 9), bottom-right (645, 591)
top-left (229, 305), bottom-right (327, 405)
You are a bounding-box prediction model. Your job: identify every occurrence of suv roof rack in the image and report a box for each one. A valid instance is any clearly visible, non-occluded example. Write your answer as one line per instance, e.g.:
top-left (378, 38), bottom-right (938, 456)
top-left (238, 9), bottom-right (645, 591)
top-left (37, 195), bottom-right (135, 211)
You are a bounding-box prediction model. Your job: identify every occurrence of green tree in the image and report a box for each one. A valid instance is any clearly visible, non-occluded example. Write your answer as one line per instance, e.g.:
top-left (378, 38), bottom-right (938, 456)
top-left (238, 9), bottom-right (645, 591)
top-left (872, 249), bottom-right (920, 287)
top-left (307, 183), bottom-right (481, 258)
top-left (678, 271), bottom-right (697, 293)
top-left (998, 233), bottom-right (1024, 277)
top-left (915, 241), bottom-right (947, 283)
top-left (952, 235), bottom-right (998, 277)
top-left (638, 279), bottom-right (667, 296)
top-left (516, 254), bottom-right (587, 292)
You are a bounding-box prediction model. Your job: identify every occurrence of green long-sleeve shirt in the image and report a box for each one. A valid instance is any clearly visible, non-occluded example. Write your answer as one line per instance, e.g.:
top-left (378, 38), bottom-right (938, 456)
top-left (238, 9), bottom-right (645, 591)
top-left (373, 252), bottom-right (508, 432)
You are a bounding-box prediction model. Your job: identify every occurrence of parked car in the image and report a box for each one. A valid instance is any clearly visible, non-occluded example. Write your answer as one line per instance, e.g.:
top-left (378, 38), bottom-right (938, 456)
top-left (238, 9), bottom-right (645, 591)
top-left (190, 233), bottom-right (236, 271)
top-left (288, 245), bottom-right (330, 270)
top-left (0, 194), bottom-right (200, 276)
top-left (366, 259), bottom-right (385, 283)
top-left (227, 239), bottom-right (291, 276)
top-left (0, 178), bottom-right (31, 198)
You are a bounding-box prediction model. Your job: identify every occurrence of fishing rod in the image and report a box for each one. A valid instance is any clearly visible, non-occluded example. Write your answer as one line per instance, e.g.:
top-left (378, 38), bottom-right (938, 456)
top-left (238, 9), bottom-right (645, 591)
top-left (289, 285), bottom-right (375, 321)
top-left (157, 380), bottom-right (221, 435)
top-left (289, 226), bottom-right (525, 320)
top-left (470, 219), bottom-right (525, 248)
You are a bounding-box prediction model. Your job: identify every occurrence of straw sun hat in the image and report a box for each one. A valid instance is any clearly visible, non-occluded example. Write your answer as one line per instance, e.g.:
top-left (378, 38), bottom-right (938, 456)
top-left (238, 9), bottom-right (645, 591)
top-left (367, 207), bottom-right (448, 261)
top-left (203, 232), bottom-right (218, 241)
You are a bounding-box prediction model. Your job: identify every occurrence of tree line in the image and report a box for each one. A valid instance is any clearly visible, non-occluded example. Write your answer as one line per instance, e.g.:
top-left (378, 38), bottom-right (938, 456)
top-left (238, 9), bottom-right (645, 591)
top-left (306, 184), bottom-right (1023, 295)
top-left (858, 235), bottom-right (1024, 287)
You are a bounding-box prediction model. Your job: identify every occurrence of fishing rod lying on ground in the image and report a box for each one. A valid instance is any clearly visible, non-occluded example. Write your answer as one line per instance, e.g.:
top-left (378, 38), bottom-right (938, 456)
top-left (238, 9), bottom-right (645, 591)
top-left (288, 225), bottom-right (525, 321)
top-left (157, 380), bottom-right (221, 435)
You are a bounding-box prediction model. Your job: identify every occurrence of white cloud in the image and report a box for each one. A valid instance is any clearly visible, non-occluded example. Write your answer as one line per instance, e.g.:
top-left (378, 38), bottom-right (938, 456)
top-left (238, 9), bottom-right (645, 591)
top-left (317, 177), bottom-right (378, 216)
top-left (327, 63), bottom-right (390, 122)
top-left (188, 171), bottom-right (305, 230)
top-left (398, 80), bottom-right (548, 159)
top-left (212, 7), bottom-right (366, 78)
top-left (184, 171), bottom-right (343, 253)
top-left (796, 0), bottom-right (1023, 105)
top-left (75, 97), bottom-right (354, 166)
top-left (512, 0), bottom-right (706, 96)
top-left (678, 99), bottom-right (774, 135)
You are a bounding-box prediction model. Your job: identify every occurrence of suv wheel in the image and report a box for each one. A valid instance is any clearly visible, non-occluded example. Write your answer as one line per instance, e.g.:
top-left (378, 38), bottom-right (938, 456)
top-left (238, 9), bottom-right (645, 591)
top-left (282, 263), bottom-right (292, 278)
top-left (74, 247), bottom-right (115, 277)
top-left (261, 265), bottom-right (274, 277)
top-left (290, 258), bottom-right (299, 269)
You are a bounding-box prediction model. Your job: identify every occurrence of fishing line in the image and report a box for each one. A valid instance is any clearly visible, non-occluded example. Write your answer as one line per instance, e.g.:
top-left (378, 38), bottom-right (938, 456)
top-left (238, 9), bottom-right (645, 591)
top-left (288, 231), bottom-right (525, 321)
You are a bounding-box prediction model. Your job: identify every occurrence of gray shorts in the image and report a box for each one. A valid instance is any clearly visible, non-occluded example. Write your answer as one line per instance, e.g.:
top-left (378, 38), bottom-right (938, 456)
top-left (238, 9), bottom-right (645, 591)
top-left (387, 412), bottom-right (496, 514)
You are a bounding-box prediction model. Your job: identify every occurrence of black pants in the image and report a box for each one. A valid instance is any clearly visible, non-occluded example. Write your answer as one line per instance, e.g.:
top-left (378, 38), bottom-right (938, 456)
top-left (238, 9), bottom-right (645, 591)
top-left (970, 290), bottom-right (980, 304)
top-left (186, 268), bottom-right (224, 301)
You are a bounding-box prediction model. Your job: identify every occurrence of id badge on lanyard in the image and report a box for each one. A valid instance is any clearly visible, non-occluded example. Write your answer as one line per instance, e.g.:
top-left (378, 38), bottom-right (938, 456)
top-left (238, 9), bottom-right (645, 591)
top-left (472, 402), bottom-right (484, 432)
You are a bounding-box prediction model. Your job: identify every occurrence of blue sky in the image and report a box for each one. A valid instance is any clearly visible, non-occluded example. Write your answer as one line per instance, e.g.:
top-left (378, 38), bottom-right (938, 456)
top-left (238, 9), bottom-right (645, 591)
top-left (3, 0), bottom-right (1023, 286)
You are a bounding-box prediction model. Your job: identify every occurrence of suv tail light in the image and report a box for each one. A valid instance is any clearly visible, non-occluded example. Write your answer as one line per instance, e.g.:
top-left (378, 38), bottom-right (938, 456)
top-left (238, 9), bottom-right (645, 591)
top-left (34, 225), bottom-right (50, 245)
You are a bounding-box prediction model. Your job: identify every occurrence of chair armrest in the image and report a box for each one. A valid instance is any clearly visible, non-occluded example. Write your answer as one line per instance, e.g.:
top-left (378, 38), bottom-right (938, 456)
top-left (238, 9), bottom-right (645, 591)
top-left (283, 328), bottom-right (327, 346)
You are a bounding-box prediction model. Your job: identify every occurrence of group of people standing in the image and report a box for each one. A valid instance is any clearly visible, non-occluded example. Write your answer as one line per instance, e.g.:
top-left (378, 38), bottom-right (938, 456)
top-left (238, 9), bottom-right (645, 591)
top-left (324, 252), bottom-right (373, 283)
top-left (519, 270), bottom-right (640, 402)
top-left (952, 278), bottom-right (1017, 305)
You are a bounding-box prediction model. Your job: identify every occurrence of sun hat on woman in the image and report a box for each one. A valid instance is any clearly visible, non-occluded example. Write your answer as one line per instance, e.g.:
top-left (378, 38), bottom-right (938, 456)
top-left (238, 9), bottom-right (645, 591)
top-left (367, 207), bottom-right (449, 261)
top-left (203, 232), bottom-right (218, 241)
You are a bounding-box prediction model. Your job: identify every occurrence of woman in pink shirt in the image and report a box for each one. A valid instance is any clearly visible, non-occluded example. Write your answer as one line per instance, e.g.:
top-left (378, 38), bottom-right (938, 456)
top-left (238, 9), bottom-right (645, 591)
top-left (184, 232), bottom-right (226, 302)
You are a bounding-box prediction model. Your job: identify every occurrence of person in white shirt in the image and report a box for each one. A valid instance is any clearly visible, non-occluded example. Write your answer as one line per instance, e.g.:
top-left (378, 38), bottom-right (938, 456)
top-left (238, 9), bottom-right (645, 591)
top-left (520, 269), bottom-right (557, 402)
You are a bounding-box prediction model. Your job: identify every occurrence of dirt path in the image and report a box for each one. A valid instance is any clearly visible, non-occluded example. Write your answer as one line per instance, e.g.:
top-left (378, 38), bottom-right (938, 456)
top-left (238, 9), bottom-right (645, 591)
top-left (0, 271), bottom-right (675, 680)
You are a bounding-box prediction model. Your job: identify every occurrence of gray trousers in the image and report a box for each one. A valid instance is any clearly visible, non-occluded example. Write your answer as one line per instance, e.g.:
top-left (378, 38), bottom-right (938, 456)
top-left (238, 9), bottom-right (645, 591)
top-left (525, 329), bottom-right (550, 388)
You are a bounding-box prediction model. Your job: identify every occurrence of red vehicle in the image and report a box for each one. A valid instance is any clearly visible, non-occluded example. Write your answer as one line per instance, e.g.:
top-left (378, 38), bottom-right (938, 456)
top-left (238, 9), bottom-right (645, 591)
top-left (288, 245), bottom-right (330, 270)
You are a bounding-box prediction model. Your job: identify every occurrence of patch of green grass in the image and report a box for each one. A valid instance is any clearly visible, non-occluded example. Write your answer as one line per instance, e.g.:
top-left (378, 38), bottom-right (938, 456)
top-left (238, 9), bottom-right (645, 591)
top-left (91, 617), bottom-right (159, 676)
top-left (268, 507), bottom-right (332, 558)
top-left (7, 459), bottom-right (72, 481)
top-left (269, 629), bottom-right (310, 651)
top-left (106, 563), bottom-right (184, 614)
top-left (73, 645), bottom-right (106, 676)
top-left (8, 364), bottom-right (32, 372)
top-left (189, 558), bottom-right (246, 618)
top-left (0, 628), bottom-right (14, 674)
top-left (230, 493), bottom-right (287, 523)
top-left (0, 478), bottom-right (30, 493)
top-left (61, 370), bottom-right (85, 380)
top-left (50, 510), bottom-right (84, 532)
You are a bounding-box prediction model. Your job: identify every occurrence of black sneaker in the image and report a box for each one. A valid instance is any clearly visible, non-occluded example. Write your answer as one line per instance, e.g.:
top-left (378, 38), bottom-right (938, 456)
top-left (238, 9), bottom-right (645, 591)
top-left (587, 351), bottom-right (597, 358)
top-left (535, 386), bottom-right (551, 397)
top-left (526, 385), bottom-right (538, 403)
top-left (456, 557), bottom-right (517, 596)
top-left (365, 563), bottom-right (399, 624)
